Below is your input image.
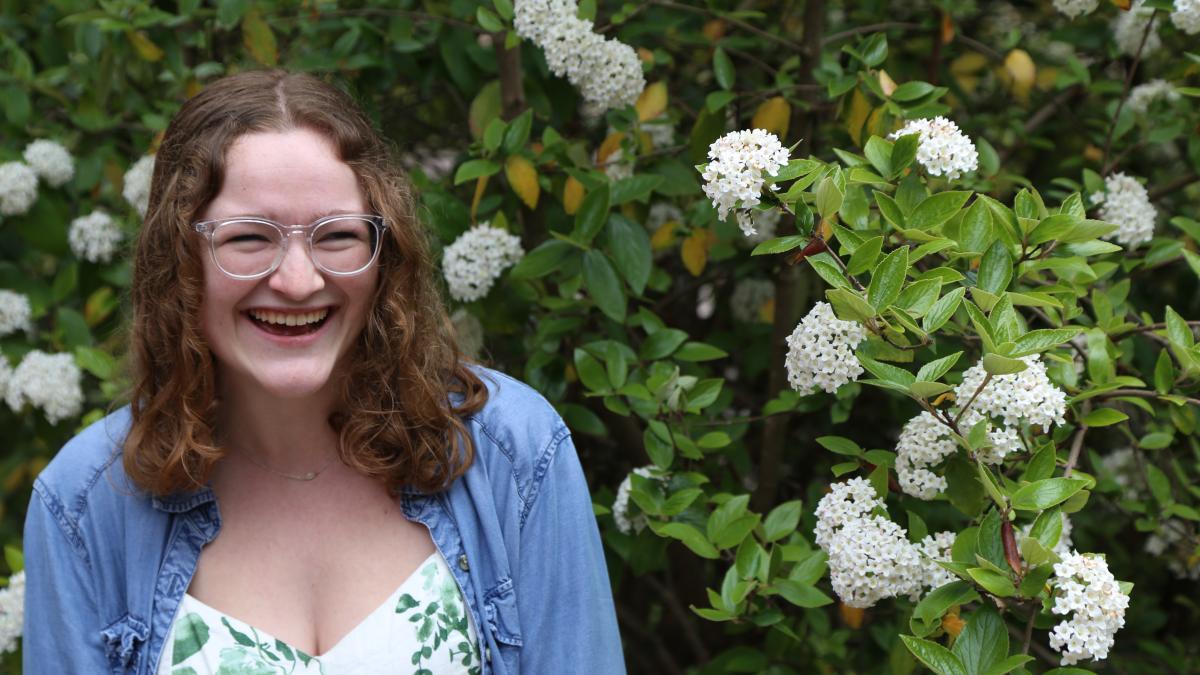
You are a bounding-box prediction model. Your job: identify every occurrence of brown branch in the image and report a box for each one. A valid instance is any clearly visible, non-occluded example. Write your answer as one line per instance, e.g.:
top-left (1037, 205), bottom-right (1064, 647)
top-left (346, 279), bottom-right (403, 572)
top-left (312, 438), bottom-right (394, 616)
top-left (614, 604), bottom-right (684, 675)
top-left (1149, 172), bottom-right (1200, 201)
top-left (646, 0), bottom-right (804, 52)
top-left (1096, 389), bottom-right (1200, 407)
top-left (640, 573), bottom-right (711, 663)
top-left (822, 22), bottom-right (923, 45)
top-left (1101, 10), bottom-right (1159, 176)
top-left (1064, 401), bottom-right (1091, 478)
top-left (494, 35), bottom-right (527, 121)
top-left (1110, 320), bottom-right (1200, 341)
top-left (998, 86), bottom-right (1084, 163)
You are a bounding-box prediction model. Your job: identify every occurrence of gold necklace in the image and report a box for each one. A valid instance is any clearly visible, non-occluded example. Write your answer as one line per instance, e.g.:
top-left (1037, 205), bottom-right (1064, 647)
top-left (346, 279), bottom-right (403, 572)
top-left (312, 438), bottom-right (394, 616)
top-left (237, 449), bottom-right (339, 481)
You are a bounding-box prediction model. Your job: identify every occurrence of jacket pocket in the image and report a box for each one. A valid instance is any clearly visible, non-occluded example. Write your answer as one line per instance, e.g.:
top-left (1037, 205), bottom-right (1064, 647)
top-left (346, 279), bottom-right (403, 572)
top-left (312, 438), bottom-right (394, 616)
top-left (483, 577), bottom-right (522, 672)
top-left (101, 613), bottom-right (148, 674)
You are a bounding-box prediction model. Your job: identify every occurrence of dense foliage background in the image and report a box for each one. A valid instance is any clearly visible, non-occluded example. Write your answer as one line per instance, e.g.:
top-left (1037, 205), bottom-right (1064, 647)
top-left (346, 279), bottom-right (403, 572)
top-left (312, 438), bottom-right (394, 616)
top-left (2, 0), bottom-right (1199, 673)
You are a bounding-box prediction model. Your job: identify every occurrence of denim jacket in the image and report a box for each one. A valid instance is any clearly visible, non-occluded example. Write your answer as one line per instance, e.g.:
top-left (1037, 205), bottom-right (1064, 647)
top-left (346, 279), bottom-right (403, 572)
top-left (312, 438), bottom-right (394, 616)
top-left (23, 369), bottom-right (625, 674)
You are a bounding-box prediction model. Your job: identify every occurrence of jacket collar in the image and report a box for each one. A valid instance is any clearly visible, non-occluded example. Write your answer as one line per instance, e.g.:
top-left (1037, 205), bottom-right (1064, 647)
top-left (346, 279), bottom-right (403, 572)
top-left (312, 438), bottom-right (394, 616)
top-left (151, 486), bottom-right (217, 513)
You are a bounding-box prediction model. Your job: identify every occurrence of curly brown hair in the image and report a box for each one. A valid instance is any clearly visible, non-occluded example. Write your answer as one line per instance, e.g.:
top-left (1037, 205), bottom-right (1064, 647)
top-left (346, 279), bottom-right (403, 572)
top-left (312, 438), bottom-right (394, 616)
top-left (123, 69), bottom-right (487, 496)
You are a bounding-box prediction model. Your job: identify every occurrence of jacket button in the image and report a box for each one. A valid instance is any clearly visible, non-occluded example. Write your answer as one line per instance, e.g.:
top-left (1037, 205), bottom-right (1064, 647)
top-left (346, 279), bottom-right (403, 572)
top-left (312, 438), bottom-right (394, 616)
top-left (486, 647), bottom-right (492, 662)
top-left (458, 554), bottom-right (469, 571)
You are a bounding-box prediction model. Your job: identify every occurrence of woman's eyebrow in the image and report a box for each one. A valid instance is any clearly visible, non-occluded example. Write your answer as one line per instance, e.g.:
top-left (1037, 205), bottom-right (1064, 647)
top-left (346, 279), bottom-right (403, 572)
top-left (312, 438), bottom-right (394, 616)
top-left (221, 209), bottom-right (362, 222)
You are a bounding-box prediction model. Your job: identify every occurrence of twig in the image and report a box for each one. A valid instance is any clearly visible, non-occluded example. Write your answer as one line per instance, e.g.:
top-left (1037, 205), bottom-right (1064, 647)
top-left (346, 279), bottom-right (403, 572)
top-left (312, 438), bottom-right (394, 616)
top-left (953, 373), bottom-right (993, 426)
top-left (1148, 172), bottom-right (1200, 201)
top-left (646, 0), bottom-right (803, 52)
top-left (1022, 608), bottom-right (1037, 656)
top-left (696, 409), bottom-right (796, 427)
top-left (494, 35), bottom-right (526, 121)
top-left (640, 573), bottom-right (711, 662)
top-left (1111, 320), bottom-right (1200, 340)
top-left (1100, 9), bottom-right (1159, 176)
top-left (1096, 389), bottom-right (1200, 407)
top-left (998, 86), bottom-right (1083, 163)
top-left (1064, 401), bottom-right (1092, 477)
top-left (821, 22), bottom-right (923, 45)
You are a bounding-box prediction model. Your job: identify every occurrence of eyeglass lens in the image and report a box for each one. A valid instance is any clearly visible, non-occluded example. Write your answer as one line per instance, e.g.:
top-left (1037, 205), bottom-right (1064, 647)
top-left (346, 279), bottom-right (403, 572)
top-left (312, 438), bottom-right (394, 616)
top-left (211, 218), bottom-right (378, 276)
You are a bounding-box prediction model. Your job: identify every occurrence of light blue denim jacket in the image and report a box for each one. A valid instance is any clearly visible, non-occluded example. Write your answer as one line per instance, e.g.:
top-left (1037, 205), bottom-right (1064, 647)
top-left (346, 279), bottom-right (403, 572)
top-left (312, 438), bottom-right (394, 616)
top-left (23, 369), bottom-right (625, 674)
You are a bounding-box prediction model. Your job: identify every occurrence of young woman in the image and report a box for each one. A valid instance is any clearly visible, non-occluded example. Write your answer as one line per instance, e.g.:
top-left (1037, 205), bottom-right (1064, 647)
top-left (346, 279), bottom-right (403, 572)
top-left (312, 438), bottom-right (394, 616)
top-left (23, 70), bottom-right (624, 674)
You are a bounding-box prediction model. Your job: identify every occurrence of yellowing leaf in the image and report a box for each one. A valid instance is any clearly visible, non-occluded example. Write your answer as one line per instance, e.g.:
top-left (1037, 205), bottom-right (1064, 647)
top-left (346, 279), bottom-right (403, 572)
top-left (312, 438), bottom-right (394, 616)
top-left (951, 52), bottom-right (990, 76)
top-left (702, 19), bottom-right (727, 41)
top-left (942, 610), bottom-right (966, 638)
top-left (866, 106), bottom-right (886, 139)
top-left (1083, 144), bottom-right (1104, 162)
top-left (3, 463), bottom-right (25, 492)
top-left (940, 11), bottom-right (955, 45)
top-left (597, 132), bottom-right (625, 165)
top-left (242, 10), bottom-right (278, 66)
top-left (471, 174), bottom-right (490, 220)
top-left (877, 70), bottom-right (898, 98)
top-left (818, 218), bottom-right (833, 240)
top-left (751, 96), bottom-right (791, 138)
top-left (681, 228), bottom-right (713, 276)
top-left (759, 297), bottom-right (776, 323)
top-left (563, 176), bottom-right (585, 215)
top-left (184, 77), bottom-right (203, 99)
top-left (839, 603), bottom-right (865, 629)
top-left (637, 47), bottom-right (654, 64)
top-left (651, 220), bottom-right (679, 250)
top-left (1111, 0), bottom-right (1132, 9)
top-left (505, 156), bottom-right (540, 210)
top-left (844, 89), bottom-right (870, 147)
top-left (28, 456), bottom-right (48, 479)
top-left (1037, 66), bottom-right (1058, 91)
top-left (125, 30), bottom-right (163, 62)
top-left (1003, 49), bottom-right (1036, 103)
top-left (636, 81), bottom-right (668, 121)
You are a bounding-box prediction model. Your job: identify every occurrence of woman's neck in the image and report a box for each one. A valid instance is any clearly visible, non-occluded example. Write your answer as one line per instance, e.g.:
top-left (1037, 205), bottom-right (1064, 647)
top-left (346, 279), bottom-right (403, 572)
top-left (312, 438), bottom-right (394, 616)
top-left (214, 378), bottom-right (342, 470)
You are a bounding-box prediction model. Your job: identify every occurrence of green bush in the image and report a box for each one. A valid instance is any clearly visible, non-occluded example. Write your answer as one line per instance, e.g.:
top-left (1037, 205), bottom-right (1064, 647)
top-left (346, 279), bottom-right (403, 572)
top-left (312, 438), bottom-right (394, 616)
top-left (2, 0), bottom-right (1199, 673)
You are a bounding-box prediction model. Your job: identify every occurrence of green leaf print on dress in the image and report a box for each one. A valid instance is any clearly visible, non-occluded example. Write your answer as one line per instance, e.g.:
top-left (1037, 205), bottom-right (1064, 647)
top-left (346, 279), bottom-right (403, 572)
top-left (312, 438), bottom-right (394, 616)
top-left (173, 613), bottom-right (210, 665)
top-left (394, 558), bottom-right (482, 675)
top-left (170, 612), bottom-right (323, 675)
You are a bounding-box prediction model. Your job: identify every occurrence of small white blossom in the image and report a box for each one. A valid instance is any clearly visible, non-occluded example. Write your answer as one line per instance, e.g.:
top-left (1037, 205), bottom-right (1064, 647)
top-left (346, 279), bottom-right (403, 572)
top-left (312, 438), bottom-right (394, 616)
top-left (895, 412), bottom-right (959, 500)
top-left (442, 222), bottom-right (524, 302)
top-left (696, 283), bottom-right (715, 320)
top-left (69, 210), bottom-right (123, 263)
top-left (122, 155), bottom-right (155, 217)
top-left (916, 531), bottom-right (958, 593)
top-left (1143, 519), bottom-right (1200, 580)
top-left (602, 146), bottom-right (634, 181)
top-left (5, 350), bottom-right (84, 424)
top-left (1173, 0), bottom-right (1200, 33)
top-left (889, 117), bottom-right (979, 181)
top-left (785, 301), bottom-right (867, 396)
top-left (1049, 553), bottom-right (1129, 666)
top-left (641, 115), bottom-right (675, 149)
top-left (1091, 172), bottom-right (1156, 248)
top-left (0, 290), bottom-right (32, 337)
top-left (814, 477), bottom-right (885, 551)
top-left (451, 308), bottom-right (484, 360)
top-left (700, 129), bottom-right (789, 233)
top-left (955, 354), bottom-right (1068, 431)
top-left (613, 465), bottom-right (658, 534)
top-left (1126, 79), bottom-right (1180, 115)
top-left (730, 278), bottom-right (775, 324)
top-left (0, 162), bottom-right (38, 217)
top-left (0, 571), bottom-right (25, 655)
top-left (0, 357), bottom-right (12, 403)
top-left (514, 0), bottom-right (645, 113)
top-left (741, 207), bottom-right (782, 244)
top-left (399, 147), bottom-right (459, 182)
top-left (1113, 1), bottom-right (1162, 57)
top-left (23, 139), bottom-right (75, 188)
top-left (827, 515), bottom-right (925, 608)
top-left (1054, 0), bottom-right (1099, 19)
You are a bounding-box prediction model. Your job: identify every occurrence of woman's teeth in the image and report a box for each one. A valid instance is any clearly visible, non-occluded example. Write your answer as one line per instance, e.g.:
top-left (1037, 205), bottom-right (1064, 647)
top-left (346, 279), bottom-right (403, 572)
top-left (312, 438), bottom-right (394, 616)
top-left (249, 309), bottom-right (329, 326)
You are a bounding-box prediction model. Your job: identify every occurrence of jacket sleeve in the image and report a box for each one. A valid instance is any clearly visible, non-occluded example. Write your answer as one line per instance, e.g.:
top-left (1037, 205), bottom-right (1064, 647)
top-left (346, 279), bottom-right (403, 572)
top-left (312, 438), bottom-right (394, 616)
top-left (23, 485), bottom-right (109, 674)
top-left (517, 431), bottom-right (626, 673)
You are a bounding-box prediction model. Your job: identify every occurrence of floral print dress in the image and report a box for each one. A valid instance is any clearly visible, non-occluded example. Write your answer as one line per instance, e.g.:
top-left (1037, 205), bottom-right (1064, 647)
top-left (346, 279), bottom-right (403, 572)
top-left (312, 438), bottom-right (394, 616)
top-left (158, 552), bottom-right (481, 675)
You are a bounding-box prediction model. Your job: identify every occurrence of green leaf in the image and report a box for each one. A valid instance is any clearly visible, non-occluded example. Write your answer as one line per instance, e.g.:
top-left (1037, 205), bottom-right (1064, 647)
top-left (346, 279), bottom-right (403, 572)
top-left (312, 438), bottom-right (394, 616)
top-left (1010, 328), bottom-right (1082, 357)
top-left (74, 346), bottom-right (116, 380)
top-left (859, 33), bottom-right (888, 67)
top-left (901, 635), bottom-right (968, 675)
top-left (815, 176), bottom-right (845, 218)
top-left (923, 287), bottom-right (965, 332)
top-left (1022, 444), bottom-right (1057, 483)
top-left (172, 613), bottom-right (211, 664)
top-left (917, 352), bottom-right (962, 382)
top-left (868, 246), bottom-right (909, 310)
top-left (859, 356), bottom-right (916, 387)
top-left (1028, 213), bottom-right (1079, 246)
top-left (675, 342), bottom-right (728, 361)
top-left (573, 348), bottom-right (610, 392)
top-left (763, 500), bottom-right (803, 542)
top-left (892, 81), bottom-right (936, 101)
top-left (1011, 478), bottom-right (1090, 511)
top-left (476, 6), bottom-right (504, 32)
top-left (983, 655), bottom-right (1034, 675)
top-left (751, 235), bottom-right (807, 256)
top-left (649, 521), bottom-right (719, 559)
top-left (773, 580), bottom-right (834, 608)
top-left (967, 567), bottom-right (1015, 597)
top-left (957, 199), bottom-right (993, 254)
top-left (510, 239), bottom-right (575, 279)
top-left (574, 184), bottom-right (611, 243)
top-left (896, 278), bottom-right (943, 316)
top-left (1081, 407), bottom-right (1128, 427)
top-left (816, 436), bottom-right (864, 457)
top-left (952, 605), bottom-right (1008, 675)
top-left (713, 47), bottom-right (736, 90)
top-left (890, 134), bottom-right (919, 178)
top-left (502, 108), bottom-right (533, 153)
top-left (453, 159), bottom-right (501, 185)
top-left (604, 214), bottom-right (652, 295)
top-left (982, 353), bottom-right (1027, 376)
top-left (847, 236), bottom-right (884, 275)
top-left (1145, 463), bottom-right (1172, 505)
top-left (911, 581), bottom-right (979, 637)
top-left (976, 241), bottom-right (1013, 294)
top-left (1165, 306), bottom-right (1194, 348)
top-left (826, 287), bottom-right (877, 322)
top-left (876, 191), bottom-right (906, 228)
top-left (908, 191), bottom-right (972, 231)
top-left (582, 250), bottom-right (626, 322)
top-left (641, 328), bottom-right (688, 360)
top-left (864, 136), bottom-right (892, 177)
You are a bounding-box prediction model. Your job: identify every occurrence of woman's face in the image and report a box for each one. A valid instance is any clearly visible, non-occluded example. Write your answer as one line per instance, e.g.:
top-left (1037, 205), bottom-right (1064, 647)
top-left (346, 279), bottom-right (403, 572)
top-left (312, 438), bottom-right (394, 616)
top-left (199, 127), bottom-right (379, 401)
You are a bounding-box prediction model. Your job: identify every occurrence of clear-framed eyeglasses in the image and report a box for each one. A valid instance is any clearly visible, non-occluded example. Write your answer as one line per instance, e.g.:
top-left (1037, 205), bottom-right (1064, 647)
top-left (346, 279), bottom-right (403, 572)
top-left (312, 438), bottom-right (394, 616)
top-left (193, 214), bottom-right (388, 280)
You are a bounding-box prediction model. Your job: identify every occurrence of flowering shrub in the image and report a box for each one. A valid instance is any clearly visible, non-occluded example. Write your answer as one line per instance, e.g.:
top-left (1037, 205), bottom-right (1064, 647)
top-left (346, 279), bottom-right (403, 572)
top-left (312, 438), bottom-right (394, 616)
top-left (2, 0), bottom-right (1200, 673)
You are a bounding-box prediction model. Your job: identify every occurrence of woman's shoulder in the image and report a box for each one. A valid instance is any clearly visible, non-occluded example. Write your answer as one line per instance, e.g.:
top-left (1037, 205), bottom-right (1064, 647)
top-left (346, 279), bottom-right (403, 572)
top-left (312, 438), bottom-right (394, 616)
top-left (466, 367), bottom-right (571, 455)
top-left (33, 407), bottom-right (139, 521)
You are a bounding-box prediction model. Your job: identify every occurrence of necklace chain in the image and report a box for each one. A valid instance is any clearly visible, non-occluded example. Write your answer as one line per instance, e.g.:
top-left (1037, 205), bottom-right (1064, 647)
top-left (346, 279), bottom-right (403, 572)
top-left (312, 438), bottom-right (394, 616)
top-left (237, 449), bottom-right (338, 481)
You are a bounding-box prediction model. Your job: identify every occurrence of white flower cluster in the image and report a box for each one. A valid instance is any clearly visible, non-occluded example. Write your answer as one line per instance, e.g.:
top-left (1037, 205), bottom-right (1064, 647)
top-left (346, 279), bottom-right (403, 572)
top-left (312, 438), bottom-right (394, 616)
top-left (0, 290), bottom-right (32, 337)
top-left (602, 146), bottom-right (634, 181)
top-left (0, 162), bottom-right (38, 217)
top-left (4, 350), bottom-right (84, 424)
top-left (889, 117), bottom-right (978, 181)
top-left (955, 354), bottom-right (1068, 431)
top-left (1053, 0), bottom-right (1099, 19)
top-left (1172, 0), bottom-right (1200, 34)
top-left (815, 478), bottom-right (956, 607)
top-left (1049, 553), bottom-right (1129, 666)
top-left (1091, 172), bottom-right (1156, 248)
top-left (1144, 519), bottom-right (1200, 580)
top-left (785, 302), bottom-right (867, 396)
top-left (700, 129), bottom-right (790, 236)
top-left (1113, 1), bottom-right (1162, 57)
top-left (645, 201), bottom-right (683, 233)
top-left (23, 140), bottom-right (75, 188)
top-left (513, 0), bottom-right (645, 114)
top-left (399, 146), bottom-right (459, 182)
top-left (0, 571), bottom-right (25, 655)
top-left (123, 155), bottom-right (155, 217)
top-left (1097, 448), bottom-right (1141, 495)
top-left (1126, 79), bottom-right (1180, 115)
top-left (741, 208), bottom-right (782, 245)
top-left (613, 465), bottom-right (659, 535)
top-left (69, 210), bottom-right (123, 263)
top-left (730, 278), bottom-right (775, 324)
top-left (451, 308), bottom-right (484, 360)
top-left (442, 222), bottom-right (524, 302)
top-left (895, 412), bottom-right (959, 499)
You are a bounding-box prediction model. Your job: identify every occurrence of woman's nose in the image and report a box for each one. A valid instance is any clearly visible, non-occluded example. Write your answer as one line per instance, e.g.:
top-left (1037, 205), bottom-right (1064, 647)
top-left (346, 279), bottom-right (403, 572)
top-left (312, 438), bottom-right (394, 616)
top-left (267, 234), bottom-right (325, 298)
